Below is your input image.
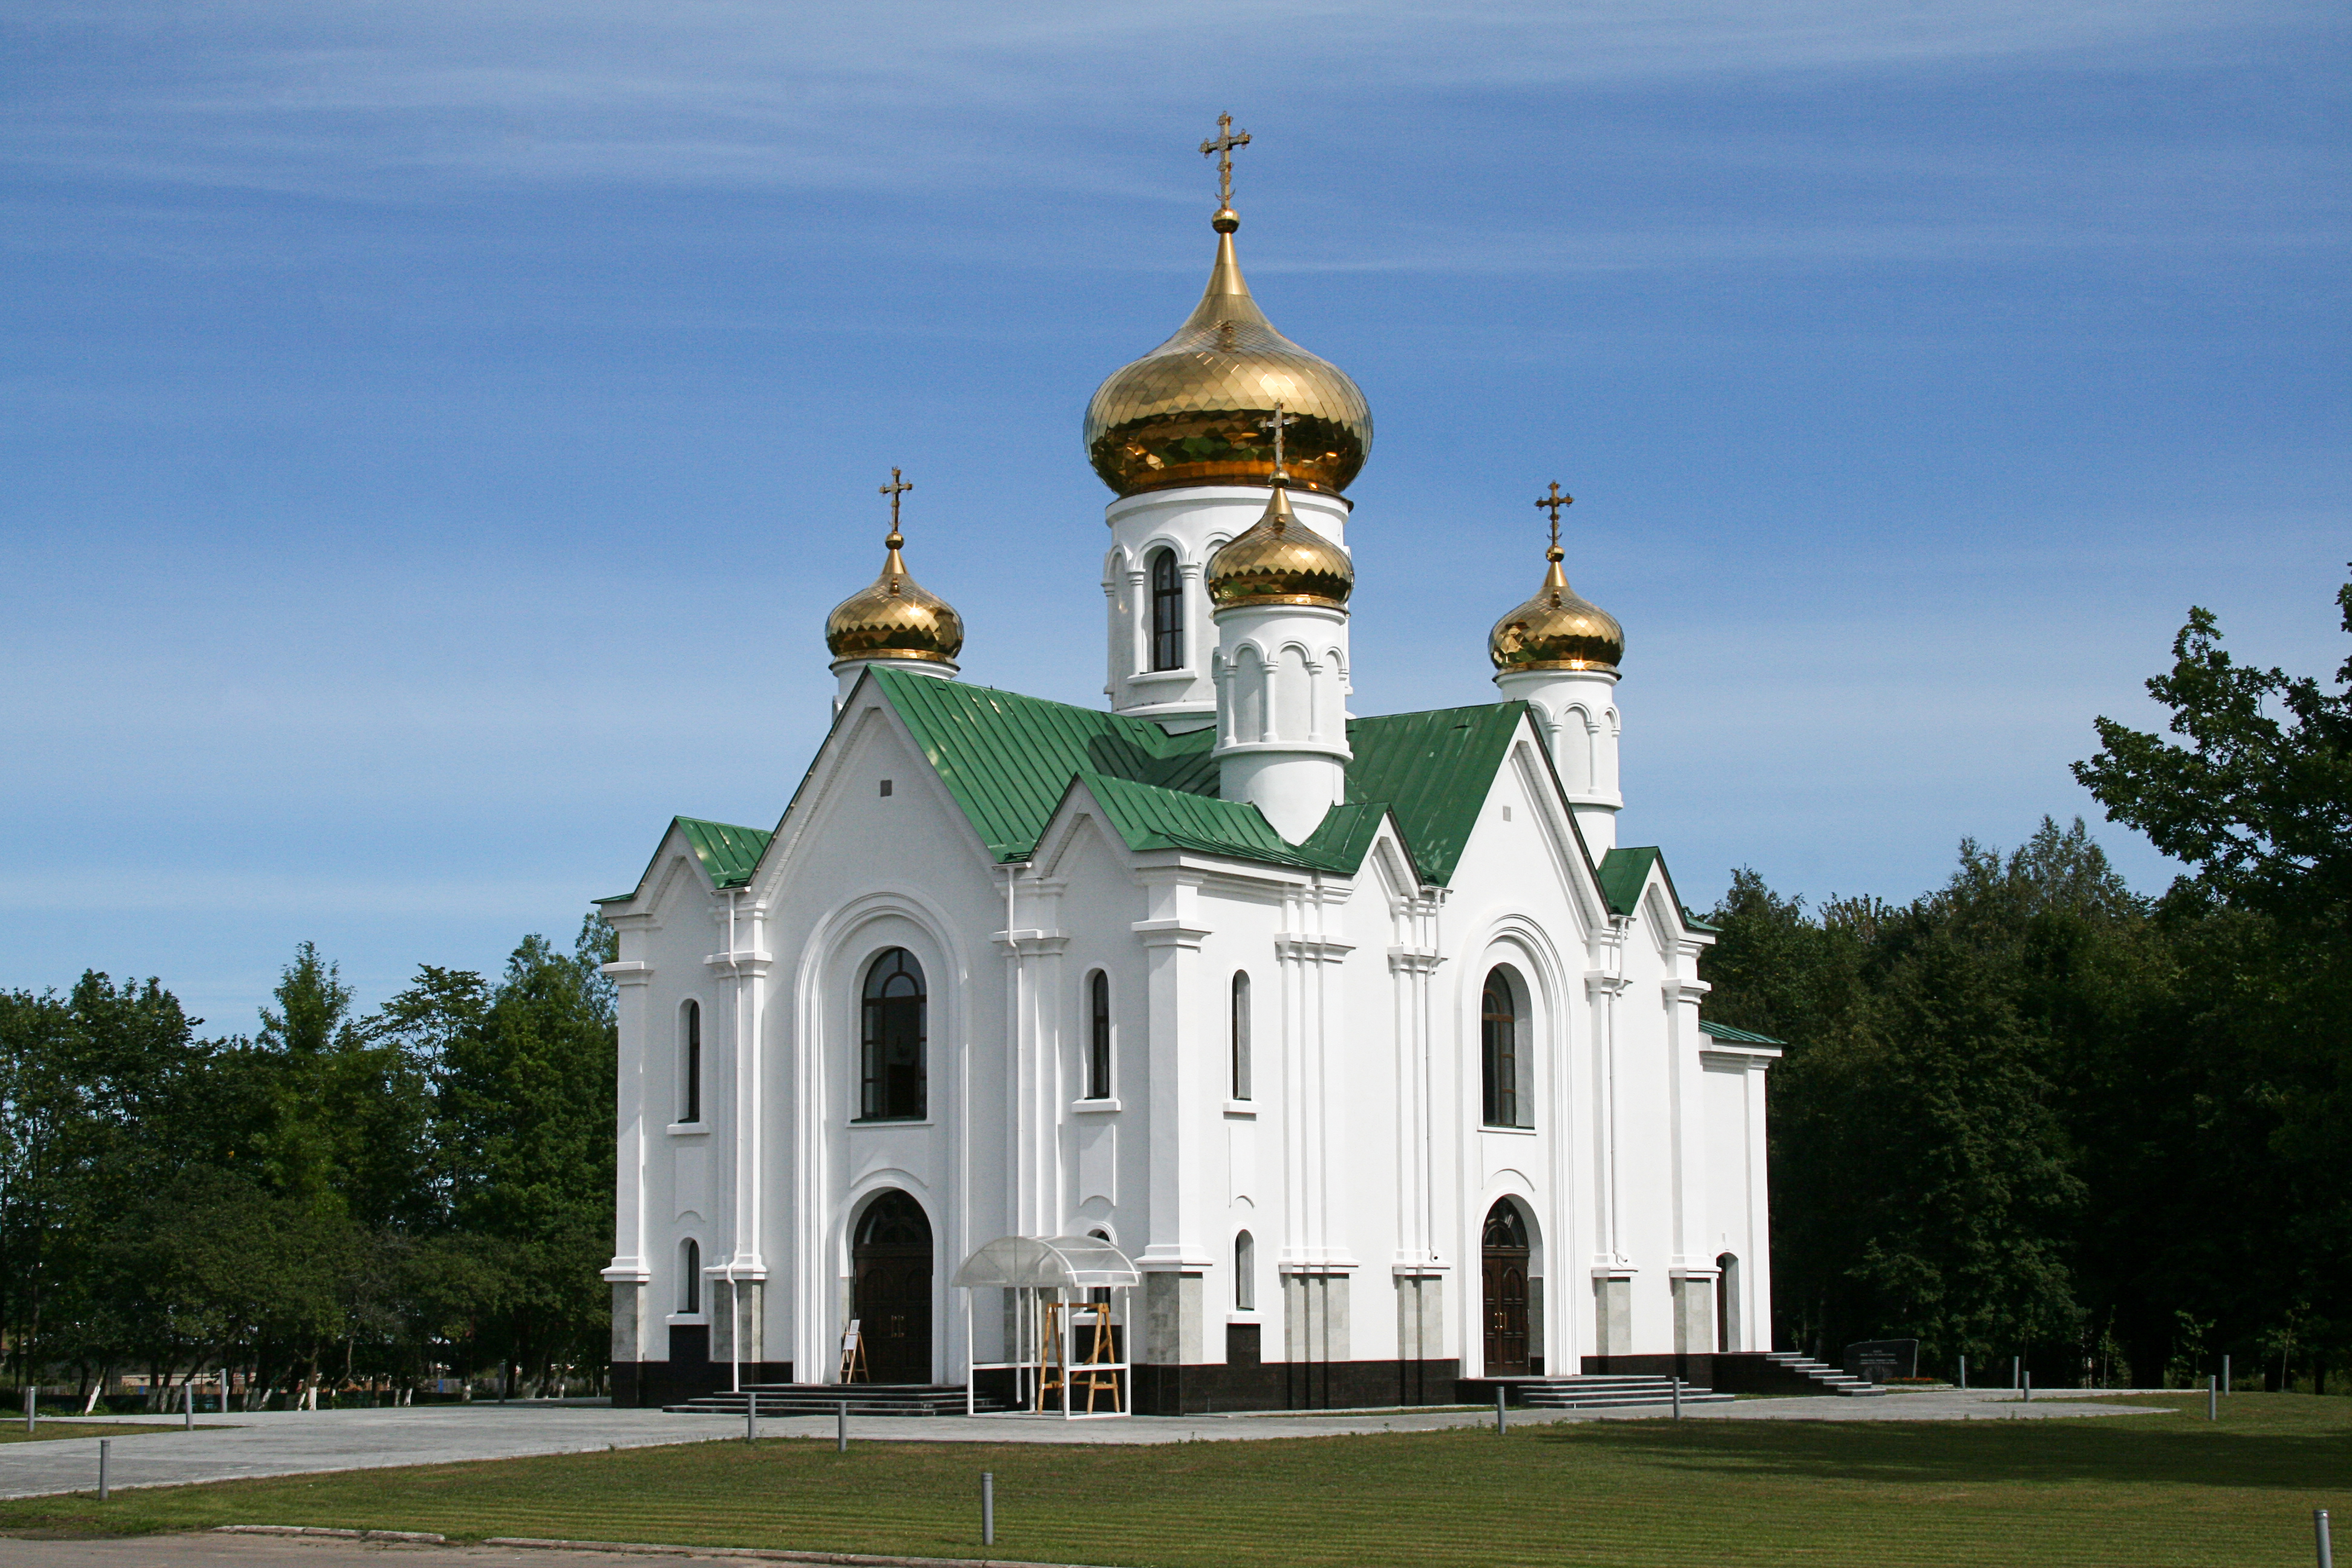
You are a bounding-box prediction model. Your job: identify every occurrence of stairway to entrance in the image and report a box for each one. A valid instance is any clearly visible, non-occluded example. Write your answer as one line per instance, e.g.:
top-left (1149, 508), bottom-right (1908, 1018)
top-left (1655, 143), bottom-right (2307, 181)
top-left (666, 1383), bottom-right (1004, 1417)
top-left (1762, 1351), bottom-right (1886, 1396)
top-left (1465, 1375), bottom-right (1736, 1410)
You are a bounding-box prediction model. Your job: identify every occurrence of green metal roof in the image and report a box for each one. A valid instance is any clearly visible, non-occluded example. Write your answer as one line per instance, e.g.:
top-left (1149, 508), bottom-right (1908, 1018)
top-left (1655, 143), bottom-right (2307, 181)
top-left (1700, 1019), bottom-right (1785, 1047)
top-left (1343, 703), bottom-right (1528, 886)
top-left (872, 667), bottom-right (1527, 884)
top-left (875, 668), bottom-right (1218, 863)
top-left (676, 816), bottom-right (772, 889)
top-left (600, 814), bottom-right (773, 906)
top-left (1596, 846), bottom-right (1661, 916)
top-left (615, 669), bottom-right (1703, 904)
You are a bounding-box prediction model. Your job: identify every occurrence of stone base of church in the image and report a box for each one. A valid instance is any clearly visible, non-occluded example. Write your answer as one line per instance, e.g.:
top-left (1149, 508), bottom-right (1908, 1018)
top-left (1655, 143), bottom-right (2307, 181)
top-left (611, 1359), bottom-right (795, 1408)
top-left (1130, 1358), bottom-right (1460, 1415)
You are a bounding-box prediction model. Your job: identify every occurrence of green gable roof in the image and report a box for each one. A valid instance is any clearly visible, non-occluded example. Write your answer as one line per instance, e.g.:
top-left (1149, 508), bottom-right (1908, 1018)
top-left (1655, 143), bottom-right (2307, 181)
top-left (676, 816), bottom-right (772, 889)
top-left (1596, 846), bottom-right (1661, 916)
top-left (1344, 704), bottom-right (1527, 886)
top-left (598, 814), bottom-right (773, 904)
top-left (872, 667), bottom-right (1521, 885)
top-left (1700, 1019), bottom-right (1785, 1048)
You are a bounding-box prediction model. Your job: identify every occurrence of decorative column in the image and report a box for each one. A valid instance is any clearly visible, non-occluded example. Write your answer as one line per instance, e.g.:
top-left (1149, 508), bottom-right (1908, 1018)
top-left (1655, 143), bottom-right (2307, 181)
top-left (600, 939), bottom-right (656, 1402)
top-left (1664, 968), bottom-right (1715, 1356)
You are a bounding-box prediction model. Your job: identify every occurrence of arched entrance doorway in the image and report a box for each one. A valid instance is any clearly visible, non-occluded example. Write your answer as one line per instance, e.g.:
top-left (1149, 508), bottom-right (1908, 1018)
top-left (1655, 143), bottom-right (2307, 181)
top-left (1481, 1199), bottom-right (1534, 1376)
top-left (1716, 1253), bottom-right (1740, 1352)
top-left (852, 1191), bottom-right (933, 1384)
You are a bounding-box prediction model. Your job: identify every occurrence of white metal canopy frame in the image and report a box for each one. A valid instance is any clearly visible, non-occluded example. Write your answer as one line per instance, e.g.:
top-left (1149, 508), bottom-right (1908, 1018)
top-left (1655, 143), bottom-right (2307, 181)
top-left (953, 1235), bottom-right (1140, 1419)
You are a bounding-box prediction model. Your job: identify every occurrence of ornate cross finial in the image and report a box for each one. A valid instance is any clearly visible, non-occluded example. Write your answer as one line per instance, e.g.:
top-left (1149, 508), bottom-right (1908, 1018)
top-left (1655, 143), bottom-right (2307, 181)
top-left (879, 468), bottom-right (913, 544)
top-left (1259, 401), bottom-right (1298, 483)
top-left (1200, 113), bottom-right (1251, 209)
top-left (1534, 481), bottom-right (1573, 558)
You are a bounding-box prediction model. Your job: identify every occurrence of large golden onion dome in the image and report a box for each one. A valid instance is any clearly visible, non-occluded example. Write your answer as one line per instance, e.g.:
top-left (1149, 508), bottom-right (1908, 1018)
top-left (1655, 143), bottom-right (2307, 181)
top-left (825, 508), bottom-right (963, 665)
top-left (1490, 544), bottom-right (1623, 675)
top-left (1084, 207), bottom-right (1372, 497)
top-left (1206, 480), bottom-right (1354, 609)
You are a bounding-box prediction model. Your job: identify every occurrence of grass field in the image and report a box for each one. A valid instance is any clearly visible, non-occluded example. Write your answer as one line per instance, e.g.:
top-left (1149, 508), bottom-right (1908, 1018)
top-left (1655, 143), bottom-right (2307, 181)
top-left (2, 1394), bottom-right (2347, 1566)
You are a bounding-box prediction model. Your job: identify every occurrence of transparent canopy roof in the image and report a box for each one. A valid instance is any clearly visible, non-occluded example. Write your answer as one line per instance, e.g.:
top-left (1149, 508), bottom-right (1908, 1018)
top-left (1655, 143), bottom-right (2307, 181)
top-left (953, 1235), bottom-right (1142, 1291)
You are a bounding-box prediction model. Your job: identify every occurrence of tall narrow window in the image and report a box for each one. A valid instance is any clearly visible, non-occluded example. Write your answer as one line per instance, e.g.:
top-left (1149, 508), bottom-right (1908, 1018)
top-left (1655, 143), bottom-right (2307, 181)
top-left (1149, 549), bottom-right (1184, 671)
top-left (860, 948), bottom-right (927, 1121)
top-left (1230, 972), bottom-right (1252, 1101)
top-left (1234, 1230), bottom-right (1256, 1310)
top-left (1481, 969), bottom-right (1526, 1128)
top-left (680, 1000), bottom-right (702, 1124)
top-left (679, 1238), bottom-right (701, 1315)
top-left (1086, 971), bottom-right (1112, 1100)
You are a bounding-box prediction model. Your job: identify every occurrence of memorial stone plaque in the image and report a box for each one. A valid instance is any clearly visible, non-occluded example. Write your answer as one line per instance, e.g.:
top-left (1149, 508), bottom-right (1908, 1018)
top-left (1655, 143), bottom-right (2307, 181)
top-left (1843, 1338), bottom-right (1919, 1383)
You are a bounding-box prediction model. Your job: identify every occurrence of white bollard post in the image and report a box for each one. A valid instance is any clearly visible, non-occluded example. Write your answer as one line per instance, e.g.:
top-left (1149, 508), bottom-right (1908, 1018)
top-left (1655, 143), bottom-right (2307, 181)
top-left (1959, 1354), bottom-right (1968, 1391)
top-left (2223, 1354), bottom-right (2232, 1396)
top-left (1495, 1387), bottom-right (1507, 1436)
top-left (2023, 1371), bottom-right (2032, 1403)
top-left (2315, 1508), bottom-right (2332, 1568)
top-left (185, 1379), bottom-right (194, 1431)
top-left (837, 1400), bottom-right (848, 1453)
top-left (981, 1471), bottom-right (995, 1546)
top-left (98, 1439), bottom-right (110, 1501)
top-left (25, 1385), bottom-right (34, 1435)
top-left (2209, 1376), bottom-right (2218, 1422)
top-left (745, 1394), bottom-right (757, 1444)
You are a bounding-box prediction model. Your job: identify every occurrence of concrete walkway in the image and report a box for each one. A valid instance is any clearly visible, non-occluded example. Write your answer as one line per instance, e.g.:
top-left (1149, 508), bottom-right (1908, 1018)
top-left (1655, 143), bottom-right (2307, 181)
top-left (0, 1388), bottom-right (2170, 1501)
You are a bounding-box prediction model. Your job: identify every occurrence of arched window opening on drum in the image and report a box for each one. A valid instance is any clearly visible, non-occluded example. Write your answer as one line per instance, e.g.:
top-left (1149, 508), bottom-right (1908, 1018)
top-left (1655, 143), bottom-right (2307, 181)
top-left (1086, 970), bottom-right (1112, 1100)
top-left (1481, 968), bottom-right (1529, 1128)
top-left (860, 949), bottom-right (927, 1122)
top-left (1234, 1230), bottom-right (1256, 1311)
top-left (1230, 972), bottom-right (1252, 1100)
top-left (678, 1238), bottom-right (701, 1315)
top-left (1149, 548), bottom-right (1184, 671)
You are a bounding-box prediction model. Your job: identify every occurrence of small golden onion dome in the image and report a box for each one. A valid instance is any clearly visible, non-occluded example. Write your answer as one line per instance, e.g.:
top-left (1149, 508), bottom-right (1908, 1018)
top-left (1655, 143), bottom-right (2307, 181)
top-left (825, 528), bottom-right (964, 664)
top-left (1083, 209), bottom-right (1373, 497)
top-left (1206, 481), bottom-right (1354, 610)
top-left (1489, 546), bottom-right (1624, 674)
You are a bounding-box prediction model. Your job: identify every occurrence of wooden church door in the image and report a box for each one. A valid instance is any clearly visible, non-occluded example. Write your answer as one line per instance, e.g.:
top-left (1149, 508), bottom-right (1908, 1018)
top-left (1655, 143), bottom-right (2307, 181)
top-left (852, 1191), bottom-right (933, 1385)
top-left (1482, 1200), bottom-right (1532, 1376)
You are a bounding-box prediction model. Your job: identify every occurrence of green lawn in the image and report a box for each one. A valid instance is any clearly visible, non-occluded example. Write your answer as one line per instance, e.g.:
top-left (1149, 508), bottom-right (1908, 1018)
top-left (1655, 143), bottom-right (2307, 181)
top-left (2, 1394), bottom-right (2347, 1566)
top-left (0, 1421), bottom-right (200, 1445)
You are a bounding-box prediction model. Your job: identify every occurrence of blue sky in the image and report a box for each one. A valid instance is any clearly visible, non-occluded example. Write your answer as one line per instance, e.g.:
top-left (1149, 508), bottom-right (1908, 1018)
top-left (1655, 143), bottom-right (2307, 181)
top-left (4, 1), bottom-right (2344, 1030)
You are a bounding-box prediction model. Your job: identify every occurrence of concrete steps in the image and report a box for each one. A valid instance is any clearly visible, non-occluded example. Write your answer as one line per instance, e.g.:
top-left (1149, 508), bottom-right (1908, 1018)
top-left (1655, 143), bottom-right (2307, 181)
top-left (1763, 1351), bottom-right (1885, 1396)
top-left (1498, 1376), bottom-right (1736, 1410)
top-left (666, 1383), bottom-right (1004, 1417)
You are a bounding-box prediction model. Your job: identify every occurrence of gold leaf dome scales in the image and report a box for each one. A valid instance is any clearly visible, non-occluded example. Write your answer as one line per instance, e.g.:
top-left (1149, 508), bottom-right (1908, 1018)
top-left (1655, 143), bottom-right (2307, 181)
top-left (1084, 208), bottom-right (1372, 497)
top-left (1489, 546), bottom-right (1624, 675)
top-left (825, 526), bottom-right (964, 665)
top-left (1206, 480), bottom-right (1354, 609)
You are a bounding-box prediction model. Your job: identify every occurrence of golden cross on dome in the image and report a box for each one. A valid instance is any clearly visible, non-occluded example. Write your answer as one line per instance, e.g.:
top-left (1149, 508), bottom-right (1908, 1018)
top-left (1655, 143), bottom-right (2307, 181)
top-left (1200, 113), bottom-right (1251, 209)
top-left (878, 468), bottom-right (912, 542)
top-left (1259, 401), bottom-right (1298, 481)
top-left (1534, 481), bottom-right (1574, 557)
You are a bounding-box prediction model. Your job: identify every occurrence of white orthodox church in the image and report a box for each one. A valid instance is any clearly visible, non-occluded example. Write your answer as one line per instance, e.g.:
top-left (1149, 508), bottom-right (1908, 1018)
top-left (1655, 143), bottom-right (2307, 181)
top-left (596, 138), bottom-right (1780, 1413)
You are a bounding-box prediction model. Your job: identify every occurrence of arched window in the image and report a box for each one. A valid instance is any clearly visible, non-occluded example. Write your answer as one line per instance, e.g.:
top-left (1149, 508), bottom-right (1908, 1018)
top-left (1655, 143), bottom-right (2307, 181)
top-left (1085, 971), bottom-right (1112, 1100)
top-left (1481, 969), bottom-right (1527, 1128)
top-left (1234, 1230), bottom-right (1256, 1311)
top-left (1149, 548), bottom-right (1184, 671)
top-left (679, 1000), bottom-right (702, 1125)
top-left (678, 1238), bottom-right (701, 1315)
top-left (860, 949), bottom-right (927, 1122)
top-left (1230, 972), bottom-right (1252, 1101)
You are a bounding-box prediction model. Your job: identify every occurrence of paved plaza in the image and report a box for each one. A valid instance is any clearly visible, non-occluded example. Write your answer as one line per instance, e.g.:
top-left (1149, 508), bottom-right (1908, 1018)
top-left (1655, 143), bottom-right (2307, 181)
top-left (0, 1388), bottom-right (2167, 1506)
